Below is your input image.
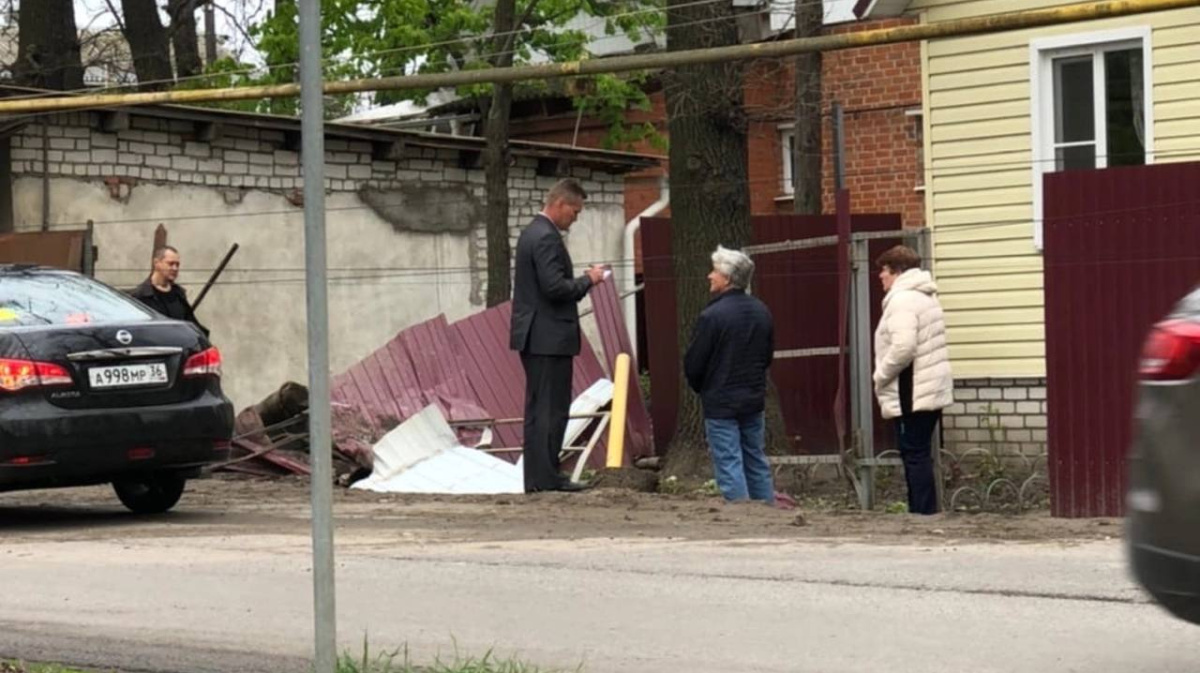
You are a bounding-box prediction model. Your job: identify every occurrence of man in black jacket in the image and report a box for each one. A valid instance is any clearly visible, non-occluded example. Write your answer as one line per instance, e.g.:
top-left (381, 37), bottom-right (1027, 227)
top-left (132, 246), bottom-right (209, 337)
top-left (510, 179), bottom-right (606, 493)
top-left (684, 245), bottom-right (775, 502)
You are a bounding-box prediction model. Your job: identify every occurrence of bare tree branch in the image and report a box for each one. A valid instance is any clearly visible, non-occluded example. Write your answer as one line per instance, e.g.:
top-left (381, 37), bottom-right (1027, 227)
top-left (101, 0), bottom-right (126, 33)
top-left (211, 2), bottom-right (257, 51)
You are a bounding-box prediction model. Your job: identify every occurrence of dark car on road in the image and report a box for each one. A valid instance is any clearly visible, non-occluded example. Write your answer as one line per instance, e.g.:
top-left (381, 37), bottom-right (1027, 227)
top-left (1129, 285), bottom-right (1200, 624)
top-left (0, 265), bottom-right (233, 513)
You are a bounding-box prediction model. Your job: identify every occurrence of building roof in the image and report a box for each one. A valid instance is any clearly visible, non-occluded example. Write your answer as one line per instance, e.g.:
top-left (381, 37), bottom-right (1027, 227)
top-left (0, 85), bottom-right (660, 173)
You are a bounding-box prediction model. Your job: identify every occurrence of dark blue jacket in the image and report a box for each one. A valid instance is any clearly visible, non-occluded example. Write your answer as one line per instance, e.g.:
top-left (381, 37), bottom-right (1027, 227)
top-left (684, 289), bottom-right (775, 419)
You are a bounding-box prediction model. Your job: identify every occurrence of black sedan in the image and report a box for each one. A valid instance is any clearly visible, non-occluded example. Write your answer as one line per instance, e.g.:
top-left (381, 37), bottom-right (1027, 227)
top-left (0, 265), bottom-right (233, 513)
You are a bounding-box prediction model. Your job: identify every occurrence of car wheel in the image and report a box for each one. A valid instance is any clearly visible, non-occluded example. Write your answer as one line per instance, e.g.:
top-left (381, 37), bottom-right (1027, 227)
top-left (113, 473), bottom-right (187, 514)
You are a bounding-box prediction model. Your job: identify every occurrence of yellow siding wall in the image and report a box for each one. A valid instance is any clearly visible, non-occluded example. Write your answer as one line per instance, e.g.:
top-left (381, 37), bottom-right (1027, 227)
top-left (911, 0), bottom-right (1200, 378)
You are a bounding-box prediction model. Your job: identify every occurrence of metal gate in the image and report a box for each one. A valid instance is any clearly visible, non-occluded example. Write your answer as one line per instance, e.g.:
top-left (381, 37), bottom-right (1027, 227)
top-left (641, 212), bottom-right (927, 508)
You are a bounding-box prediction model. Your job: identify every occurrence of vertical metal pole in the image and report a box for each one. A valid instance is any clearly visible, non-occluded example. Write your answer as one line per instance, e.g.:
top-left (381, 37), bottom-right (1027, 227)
top-left (41, 122), bottom-right (50, 232)
top-left (833, 101), bottom-right (846, 191)
top-left (204, 0), bottom-right (218, 67)
top-left (852, 237), bottom-right (876, 511)
top-left (834, 100), bottom-right (876, 509)
top-left (846, 238), bottom-right (863, 503)
top-left (298, 1), bottom-right (337, 671)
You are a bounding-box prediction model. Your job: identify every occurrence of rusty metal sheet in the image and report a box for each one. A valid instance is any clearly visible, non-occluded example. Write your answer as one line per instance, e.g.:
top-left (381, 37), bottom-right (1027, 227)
top-left (0, 231), bottom-right (85, 270)
top-left (449, 300), bottom-right (611, 461)
top-left (450, 303), bottom-right (527, 449)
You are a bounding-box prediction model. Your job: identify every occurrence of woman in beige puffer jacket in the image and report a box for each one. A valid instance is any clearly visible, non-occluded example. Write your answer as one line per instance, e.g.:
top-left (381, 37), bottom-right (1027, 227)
top-left (872, 245), bottom-right (953, 515)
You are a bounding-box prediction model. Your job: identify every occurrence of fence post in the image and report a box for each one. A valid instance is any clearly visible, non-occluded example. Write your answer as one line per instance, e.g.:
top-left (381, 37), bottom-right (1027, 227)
top-left (851, 237), bottom-right (876, 511)
top-left (83, 219), bottom-right (95, 277)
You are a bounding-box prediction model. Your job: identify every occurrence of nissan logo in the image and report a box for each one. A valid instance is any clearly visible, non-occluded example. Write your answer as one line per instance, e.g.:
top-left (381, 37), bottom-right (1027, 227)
top-left (116, 330), bottom-right (133, 345)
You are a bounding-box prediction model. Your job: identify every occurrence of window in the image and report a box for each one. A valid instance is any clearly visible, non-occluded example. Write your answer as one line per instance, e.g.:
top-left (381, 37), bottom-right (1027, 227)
top-left (0, 273), bottom-right (153, 327)
top-left (908, 108), bottom-right (926, 191)
top-left (780, 126), bottom-right (796, 195)
top-left (1050, 47), bottom-right (1146, 171)
top-left (1030, 28), bottom-right (1154, 248)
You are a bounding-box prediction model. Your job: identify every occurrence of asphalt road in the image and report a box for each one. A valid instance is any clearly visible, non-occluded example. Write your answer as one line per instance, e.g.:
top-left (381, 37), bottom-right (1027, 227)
top-left (0, 488), bottom-right (1196, 673)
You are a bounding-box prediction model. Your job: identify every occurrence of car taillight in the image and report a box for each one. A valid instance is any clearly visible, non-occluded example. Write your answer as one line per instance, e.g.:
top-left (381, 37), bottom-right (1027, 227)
top-left (183, 347), bottom-right (222, 378)
top-left (0, 358), bottom-right (73, 392)
top-left (1140, 320), bottom-right (1200, 381)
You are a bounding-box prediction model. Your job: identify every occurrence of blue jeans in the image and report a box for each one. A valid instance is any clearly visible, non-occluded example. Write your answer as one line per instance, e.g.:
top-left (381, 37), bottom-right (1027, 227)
top-left (704, 413), bottom-right (774, 502)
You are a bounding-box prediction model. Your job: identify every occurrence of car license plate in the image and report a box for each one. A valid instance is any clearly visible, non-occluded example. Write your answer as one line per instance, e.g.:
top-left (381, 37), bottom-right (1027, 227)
top-left (89, 362), bottom-right (169, 389)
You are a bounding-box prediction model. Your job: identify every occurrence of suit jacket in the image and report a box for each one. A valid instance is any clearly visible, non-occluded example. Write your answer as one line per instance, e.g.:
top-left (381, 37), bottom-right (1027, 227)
top-left (509, 214), bottom-right (593, 356)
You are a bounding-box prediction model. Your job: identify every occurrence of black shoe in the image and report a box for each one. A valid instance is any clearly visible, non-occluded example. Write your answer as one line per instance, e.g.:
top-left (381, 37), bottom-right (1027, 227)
top-left (556, 480), bottom-right (591, 492)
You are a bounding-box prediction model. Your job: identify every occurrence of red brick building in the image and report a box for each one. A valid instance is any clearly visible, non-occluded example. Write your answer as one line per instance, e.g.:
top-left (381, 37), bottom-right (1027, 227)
top-left (503, 18), bottom-right (925, 237)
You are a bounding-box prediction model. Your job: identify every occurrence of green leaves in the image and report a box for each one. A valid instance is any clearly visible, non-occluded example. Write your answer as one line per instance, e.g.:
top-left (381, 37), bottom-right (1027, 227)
top-left (195, 0), bottom-right (664, 134)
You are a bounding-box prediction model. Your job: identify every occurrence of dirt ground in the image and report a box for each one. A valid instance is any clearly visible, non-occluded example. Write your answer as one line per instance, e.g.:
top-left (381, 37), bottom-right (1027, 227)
top-left (0, 472), bottom-right (1122, 545)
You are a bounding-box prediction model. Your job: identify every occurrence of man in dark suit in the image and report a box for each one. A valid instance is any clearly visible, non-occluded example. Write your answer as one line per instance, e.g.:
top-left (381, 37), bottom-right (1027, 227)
top-left (510, 178), bottom-right (606, 493)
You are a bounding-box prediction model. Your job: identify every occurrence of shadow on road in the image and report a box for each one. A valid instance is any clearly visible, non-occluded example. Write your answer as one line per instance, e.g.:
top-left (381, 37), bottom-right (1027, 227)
top-left (0, 504), bottom-right (217, 533)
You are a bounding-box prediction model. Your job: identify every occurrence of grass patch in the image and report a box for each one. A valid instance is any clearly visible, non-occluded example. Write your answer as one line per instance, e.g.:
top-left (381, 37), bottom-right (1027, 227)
top-left (2, 663), bottom-right (98, 673)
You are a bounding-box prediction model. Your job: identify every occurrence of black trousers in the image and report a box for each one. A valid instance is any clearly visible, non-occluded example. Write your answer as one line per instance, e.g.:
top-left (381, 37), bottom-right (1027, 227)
top-left (521, 353), bottom-right (573, 492)
top-left (895, 410), bottom-right (942, 515)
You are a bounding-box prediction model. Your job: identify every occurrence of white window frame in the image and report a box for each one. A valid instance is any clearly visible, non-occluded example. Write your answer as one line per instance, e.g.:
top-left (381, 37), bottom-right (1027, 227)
top-left (1029, 27), bottom-right (1155, 249)
top-left (779, 123), bottom-right (796, 196)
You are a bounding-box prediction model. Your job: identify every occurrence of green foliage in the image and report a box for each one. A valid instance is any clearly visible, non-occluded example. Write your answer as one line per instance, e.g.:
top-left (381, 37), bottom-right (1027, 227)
top-left (221, 0), bottom-right (665, 132)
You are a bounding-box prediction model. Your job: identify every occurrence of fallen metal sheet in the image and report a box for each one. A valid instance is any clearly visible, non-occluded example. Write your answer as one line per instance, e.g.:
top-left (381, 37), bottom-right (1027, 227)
top-left (448, 301), bottom-right (610, 454)
top-left (326, 298), bottom-right (614, 480)
top-left (514, 377), bottom-right (615, 482)
top-left (564, 378), bottom-right (614, 450)
top-left (351, 405), bottom-right (523, 495)
top-left (331, 314), bottom-right (491, 442)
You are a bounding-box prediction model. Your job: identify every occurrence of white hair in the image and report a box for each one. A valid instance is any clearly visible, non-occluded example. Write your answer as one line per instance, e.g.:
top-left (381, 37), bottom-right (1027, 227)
top-left (711, 245), bottom-right (754, 289)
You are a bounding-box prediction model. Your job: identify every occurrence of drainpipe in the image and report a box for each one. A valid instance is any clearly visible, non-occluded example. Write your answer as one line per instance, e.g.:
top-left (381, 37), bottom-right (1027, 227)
top-left (623, 176), bottom-right (669, 356)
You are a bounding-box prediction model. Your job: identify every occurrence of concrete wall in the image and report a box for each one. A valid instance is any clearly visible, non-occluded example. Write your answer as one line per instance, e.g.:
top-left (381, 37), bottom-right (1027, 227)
top-left (10, 112), bottom-right (629, 409)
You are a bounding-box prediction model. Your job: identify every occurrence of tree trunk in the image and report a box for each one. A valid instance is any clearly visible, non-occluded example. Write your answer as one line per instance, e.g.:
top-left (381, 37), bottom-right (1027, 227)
top-left (483, 0), bottom-right (518, 307)
top-left (120, 0), bottom-right (175, 88)
top-left (662, 0), bottom-right (751, 477)
top-left (792, 0), bottom-right (824, 215)
top-left (169, 0), bottom-right (204, 79)
top-left (14, 0), bottom-right (84, 91)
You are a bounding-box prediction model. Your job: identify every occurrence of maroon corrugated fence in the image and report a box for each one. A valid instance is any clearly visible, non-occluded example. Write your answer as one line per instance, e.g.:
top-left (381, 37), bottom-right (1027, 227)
top-left (1044, 161), bottom-right (1200, 517)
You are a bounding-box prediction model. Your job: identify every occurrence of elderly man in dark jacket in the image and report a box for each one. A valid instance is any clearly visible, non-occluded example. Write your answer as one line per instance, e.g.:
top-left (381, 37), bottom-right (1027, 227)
top-left (684, 245), bottom-right (775, 502)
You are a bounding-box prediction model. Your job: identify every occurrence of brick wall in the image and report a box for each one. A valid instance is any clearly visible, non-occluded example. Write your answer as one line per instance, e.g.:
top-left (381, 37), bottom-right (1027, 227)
top-left (744, 18), bottom-right (925, 225)
top-left (10, 111), bottom-right (626, 303)
top-left (942, 378), bottom-right (1049, 458)
top-left (819, 19), bottom-right (924, 228)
